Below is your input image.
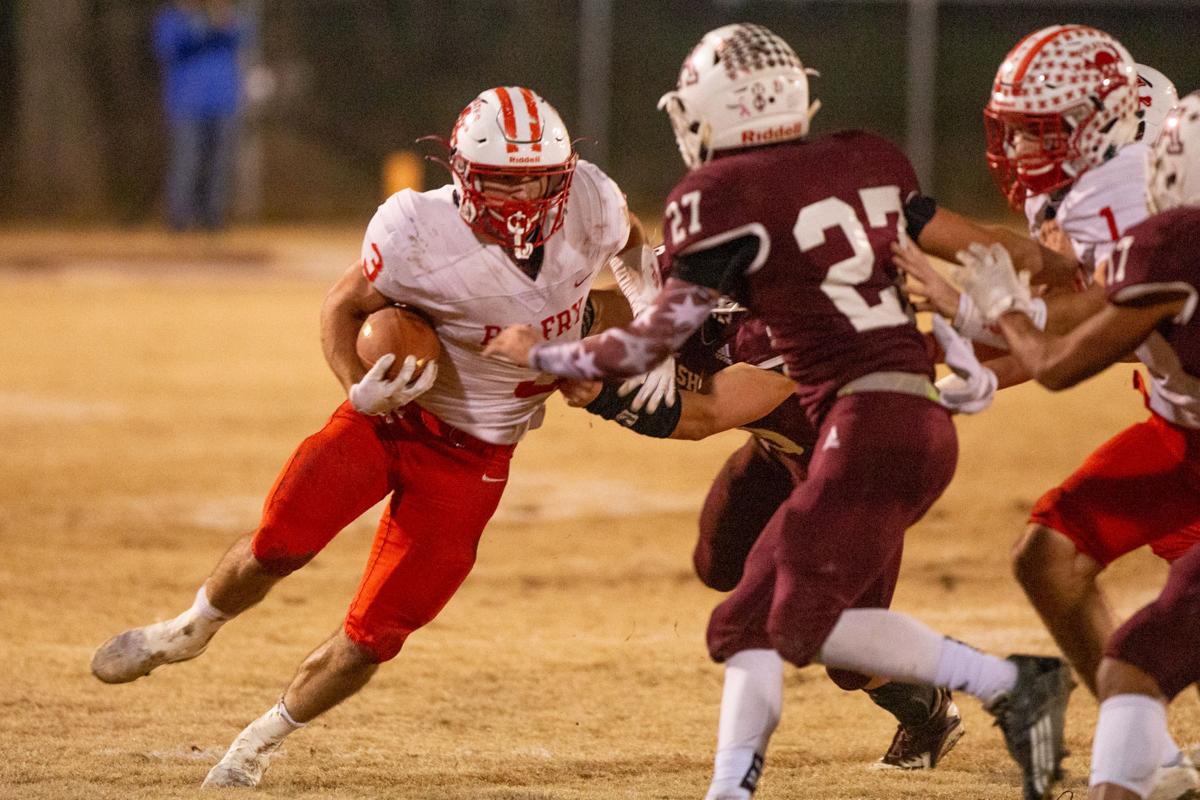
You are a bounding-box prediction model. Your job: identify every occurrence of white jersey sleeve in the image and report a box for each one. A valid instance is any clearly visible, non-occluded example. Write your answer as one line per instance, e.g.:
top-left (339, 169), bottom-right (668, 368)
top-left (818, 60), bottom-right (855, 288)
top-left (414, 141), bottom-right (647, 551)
top-left (1056, 142), bottom-right (1151, 273)
top-left (564, 159), bottom-right (631, 263)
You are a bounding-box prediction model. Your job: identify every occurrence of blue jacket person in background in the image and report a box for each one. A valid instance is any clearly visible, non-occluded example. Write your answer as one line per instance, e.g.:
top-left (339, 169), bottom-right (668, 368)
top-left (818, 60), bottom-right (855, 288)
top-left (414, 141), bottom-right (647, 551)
top-left (153, 0), bottom-right (246, 231)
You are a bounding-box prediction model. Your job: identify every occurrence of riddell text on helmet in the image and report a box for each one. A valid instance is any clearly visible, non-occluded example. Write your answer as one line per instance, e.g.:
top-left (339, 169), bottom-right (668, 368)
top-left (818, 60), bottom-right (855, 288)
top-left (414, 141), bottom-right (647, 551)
top-left (742, 122), bottom-right (805, 144)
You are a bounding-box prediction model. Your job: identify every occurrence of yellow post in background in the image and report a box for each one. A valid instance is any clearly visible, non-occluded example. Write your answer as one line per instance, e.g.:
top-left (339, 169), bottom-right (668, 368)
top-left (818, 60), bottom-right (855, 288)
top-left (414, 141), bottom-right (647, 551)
top-left (383, 150), bottom-right (424, 198)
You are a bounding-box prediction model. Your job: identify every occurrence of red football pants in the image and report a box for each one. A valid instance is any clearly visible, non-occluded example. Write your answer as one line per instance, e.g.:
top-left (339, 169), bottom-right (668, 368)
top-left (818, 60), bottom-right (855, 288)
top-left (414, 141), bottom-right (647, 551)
top-left (251, 402), bottom-right (515, 661)
top-left (1030, 411), bottom-right (1200, 565)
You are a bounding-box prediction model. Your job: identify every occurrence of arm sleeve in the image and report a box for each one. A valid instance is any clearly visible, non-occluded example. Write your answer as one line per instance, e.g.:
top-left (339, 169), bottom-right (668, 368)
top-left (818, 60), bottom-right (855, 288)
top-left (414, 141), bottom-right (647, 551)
top-left (530, 278), bottom-right (718, 379)
top-left (672, 235), bottom-right (761, 296)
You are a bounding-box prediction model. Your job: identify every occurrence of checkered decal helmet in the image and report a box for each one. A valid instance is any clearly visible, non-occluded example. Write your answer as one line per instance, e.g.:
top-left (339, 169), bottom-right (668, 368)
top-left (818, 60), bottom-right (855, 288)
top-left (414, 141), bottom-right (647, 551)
top-left (658, 23), bottom-right (819, 170)
top-left (449, 86), bottom-right (577, 259)
top-left (1136, 64), bottom-right (1180, 143)
top-left (985, 25), bottom-right (1139, 208)
top-left (1147, 92), bottom-right (1200, 213)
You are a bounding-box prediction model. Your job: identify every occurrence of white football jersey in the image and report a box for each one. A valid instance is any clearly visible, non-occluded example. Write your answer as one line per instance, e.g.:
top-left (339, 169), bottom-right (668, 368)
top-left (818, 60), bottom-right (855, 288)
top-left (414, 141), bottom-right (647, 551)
top-left (1025, 142), bottom-right (1151, 277)
top-left (1026, 144), bottom-right (1196, 422)
top-left (360, 159), bottom-right (630, 444)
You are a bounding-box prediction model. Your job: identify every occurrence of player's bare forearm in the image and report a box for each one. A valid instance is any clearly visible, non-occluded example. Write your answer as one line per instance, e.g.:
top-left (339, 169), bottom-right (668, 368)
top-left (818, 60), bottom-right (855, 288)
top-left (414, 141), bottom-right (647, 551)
top-left (1042, 284), bottom-right (1108, 334)
top-left (984, 354), bottom-right (1032, 390)
top-left (998, 300), bottom-right (1182, 390)
top-left (320, 260), bottom-right (392, 392)
top-left (986, 224), bottom-right (1079, 288)
top-left (915, 207), bottom-right (1077, 287)
top-left (672, 365), bottom-right (794, 440)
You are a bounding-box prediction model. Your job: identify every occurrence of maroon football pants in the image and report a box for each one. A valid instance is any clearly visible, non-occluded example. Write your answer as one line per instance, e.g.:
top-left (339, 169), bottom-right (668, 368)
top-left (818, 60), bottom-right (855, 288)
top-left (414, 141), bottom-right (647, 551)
top-left (1106, 541), bottom-right (1200, 699)
top-left (706, 392), bottom-right (957, 667)
top-left (694, 436), bottom-right (805, 592)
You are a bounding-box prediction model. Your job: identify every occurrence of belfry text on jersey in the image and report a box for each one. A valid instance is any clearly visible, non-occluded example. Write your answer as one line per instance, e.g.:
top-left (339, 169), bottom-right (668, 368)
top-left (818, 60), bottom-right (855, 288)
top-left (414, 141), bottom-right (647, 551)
top-left (480, 295), bottom-right (587, 345)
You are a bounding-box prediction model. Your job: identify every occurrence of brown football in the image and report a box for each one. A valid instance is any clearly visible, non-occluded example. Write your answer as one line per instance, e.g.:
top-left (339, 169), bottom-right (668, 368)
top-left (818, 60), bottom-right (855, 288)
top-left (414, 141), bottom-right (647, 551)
top-left (356, 306), bottom-right (441, 380)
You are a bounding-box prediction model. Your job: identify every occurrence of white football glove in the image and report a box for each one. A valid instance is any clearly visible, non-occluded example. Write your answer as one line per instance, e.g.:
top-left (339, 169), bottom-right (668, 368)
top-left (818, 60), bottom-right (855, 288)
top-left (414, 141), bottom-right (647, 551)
top-left (349, 353), bottom-right (438, 416)
top-left (609, 245), bottom-right (662, 316)
top-left (617, 356), bottom-right (678, 414)
top-left (953, 242), bottom-right (1034, 323)
top-left (932, 314), bottom-right (997, 415)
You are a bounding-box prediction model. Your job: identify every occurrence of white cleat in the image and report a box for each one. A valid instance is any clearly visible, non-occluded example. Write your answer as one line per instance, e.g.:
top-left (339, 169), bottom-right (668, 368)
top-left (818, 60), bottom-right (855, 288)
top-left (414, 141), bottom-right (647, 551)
top-left (201, 724), bottom-right (283, 789)
top-left (90, 618), bottom-right (212, 684)
top-left (1148, 753), bottom-right (1200, 800)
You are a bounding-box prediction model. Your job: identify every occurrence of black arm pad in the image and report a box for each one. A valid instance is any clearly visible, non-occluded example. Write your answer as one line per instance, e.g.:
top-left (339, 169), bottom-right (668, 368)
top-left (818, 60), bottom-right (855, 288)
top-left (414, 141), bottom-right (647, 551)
top-left (584, 380), bottom-right (682, 438)
top-left (903, 194), bottom-right (938, 241)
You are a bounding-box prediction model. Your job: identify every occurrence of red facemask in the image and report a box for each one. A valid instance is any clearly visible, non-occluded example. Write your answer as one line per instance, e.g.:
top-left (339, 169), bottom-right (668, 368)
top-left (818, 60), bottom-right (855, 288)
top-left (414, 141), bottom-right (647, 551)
top-left (451, 154), bottom-right (578, 260)
top-left (985, 107), bottom-right (1082, 209)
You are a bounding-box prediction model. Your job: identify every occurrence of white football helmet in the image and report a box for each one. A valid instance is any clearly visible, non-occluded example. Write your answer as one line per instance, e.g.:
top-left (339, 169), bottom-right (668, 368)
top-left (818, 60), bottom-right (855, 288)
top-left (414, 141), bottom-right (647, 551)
top-left (1135, 64), bottom-right (1180, 143)
top-left (1147, 92), bottom-right (1200, 213)
top-left (658, 23), bottom-right (819, 170)
top-left (449, 86), bottom-right (577, 259)
top-left (985, 25), bottom-right (1139, 208)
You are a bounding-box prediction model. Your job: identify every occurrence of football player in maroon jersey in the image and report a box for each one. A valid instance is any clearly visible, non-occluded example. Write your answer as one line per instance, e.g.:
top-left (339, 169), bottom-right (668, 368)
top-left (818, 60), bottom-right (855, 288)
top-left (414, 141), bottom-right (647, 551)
top-left (487, 23), bottom-right (1075, 800)
top-left (567, 248), bottom-right (987, 772)
top-left (955, 94), bottom-right (1200, 800)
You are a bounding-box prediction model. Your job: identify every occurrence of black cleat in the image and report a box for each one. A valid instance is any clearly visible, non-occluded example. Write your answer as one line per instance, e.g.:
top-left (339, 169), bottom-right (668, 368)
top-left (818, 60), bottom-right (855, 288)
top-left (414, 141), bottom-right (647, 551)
top-left (873, 688), bottom-right (965, 770)
top-left (985, 655), bottom-right (1076, 800)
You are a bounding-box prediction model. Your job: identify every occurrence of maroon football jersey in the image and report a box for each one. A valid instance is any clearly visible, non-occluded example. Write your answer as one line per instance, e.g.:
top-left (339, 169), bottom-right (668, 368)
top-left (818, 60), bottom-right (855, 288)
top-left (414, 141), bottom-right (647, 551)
top-left (1106, 208), bottom-right (1200, 428)
top-left (661, 131), bottom-right (933, 422)
top-left (1108, 208), bottom-right (1200, 374)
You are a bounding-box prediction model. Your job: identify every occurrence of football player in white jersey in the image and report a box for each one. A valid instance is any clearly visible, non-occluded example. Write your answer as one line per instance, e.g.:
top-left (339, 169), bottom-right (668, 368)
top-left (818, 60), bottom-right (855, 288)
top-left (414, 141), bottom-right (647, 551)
top-left (897, 27), bottom-right (1198, 799)
top-left (87, 86), bottom-right (663, 789)
top-left (953, 94), bottom-right (1200, 800)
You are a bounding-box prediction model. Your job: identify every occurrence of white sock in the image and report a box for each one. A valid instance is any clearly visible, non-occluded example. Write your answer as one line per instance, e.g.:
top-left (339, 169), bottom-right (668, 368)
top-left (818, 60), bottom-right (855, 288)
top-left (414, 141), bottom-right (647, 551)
top-left (1090, 694), bottom-right (1167, 798)
top-left (192, 584), bottom-right (231, 621)
top-left (816, 609), bottom-right (1017, 705)
top-left (171, 584), bottom-right (230, 640)
top-left (817, 609), bottom-right (945, 684)
top-left (706, 649), bottom-right (783, 800)
top-left (933, 638), bottom-right (1018, 706)
top-left (246, 700), bottom-right (306, 746)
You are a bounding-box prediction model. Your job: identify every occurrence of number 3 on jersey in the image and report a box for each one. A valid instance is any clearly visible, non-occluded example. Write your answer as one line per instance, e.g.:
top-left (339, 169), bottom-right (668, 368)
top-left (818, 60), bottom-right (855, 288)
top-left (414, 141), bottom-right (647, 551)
top-left (795, 187), bottom-right (910, 332)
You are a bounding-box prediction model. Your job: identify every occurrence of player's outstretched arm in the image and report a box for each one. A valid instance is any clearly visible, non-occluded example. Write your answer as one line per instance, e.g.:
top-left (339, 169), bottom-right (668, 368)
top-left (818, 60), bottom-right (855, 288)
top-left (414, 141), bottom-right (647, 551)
top-left (320, 260), bottom-right (393, 393)
top-left (916, 206), bottom-right (1079, 288)
top-left (671, 365), bottom-right (793, 440)
top-left (485, 277), bottom-right (719, 376)
top-left (999, 300), bottom-right (1184, 390)
top-left (560, 364), bottom-right (792, 441)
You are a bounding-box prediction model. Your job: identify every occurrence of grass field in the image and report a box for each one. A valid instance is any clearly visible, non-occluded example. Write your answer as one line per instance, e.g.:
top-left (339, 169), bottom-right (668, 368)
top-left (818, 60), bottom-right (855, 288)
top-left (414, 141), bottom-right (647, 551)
top-left (0, 228), bottom-right (1194, 799)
